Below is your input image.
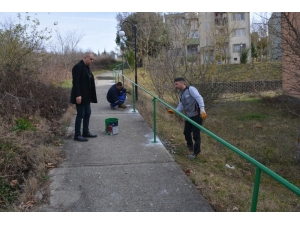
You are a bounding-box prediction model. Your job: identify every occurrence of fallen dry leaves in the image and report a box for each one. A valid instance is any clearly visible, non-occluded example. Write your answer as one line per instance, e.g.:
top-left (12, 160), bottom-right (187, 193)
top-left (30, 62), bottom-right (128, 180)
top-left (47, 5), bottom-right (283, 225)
top-left (185, 169), bottom-right (193, 176)
top-left (45, 162), bottom-right (55, 168)
top-left (10, 180), bottom-right (19, 187)
top-left (18, 200), bottom-right (36, 210)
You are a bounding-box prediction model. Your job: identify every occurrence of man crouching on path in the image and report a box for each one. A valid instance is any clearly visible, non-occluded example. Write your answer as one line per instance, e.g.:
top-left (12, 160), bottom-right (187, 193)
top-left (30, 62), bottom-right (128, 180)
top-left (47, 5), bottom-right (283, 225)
top-left (70, 52), bottom-right (98, 142)
top-left (106, 82), bottom-right (130, 110)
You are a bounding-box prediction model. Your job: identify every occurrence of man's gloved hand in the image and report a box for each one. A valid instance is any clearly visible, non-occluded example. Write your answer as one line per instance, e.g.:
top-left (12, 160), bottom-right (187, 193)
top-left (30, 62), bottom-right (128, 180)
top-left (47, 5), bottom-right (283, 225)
top-left (119, 104), bottom-right (127, 109)
top-left (126, 90), bottom-right (131, 95)
top-left (200, 109), bottom-right (207, 119)
top-left (167, 109), bottom-right (174, 114)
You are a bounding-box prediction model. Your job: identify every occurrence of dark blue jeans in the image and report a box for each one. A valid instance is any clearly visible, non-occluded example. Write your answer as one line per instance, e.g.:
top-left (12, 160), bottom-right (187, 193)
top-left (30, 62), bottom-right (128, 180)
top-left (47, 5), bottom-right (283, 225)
top-left (74, 104), bottom-right (91, 137)
top-left (110, 91), bottom-right (126, 107)
top-left (183, 115), bottom-right (203, 156)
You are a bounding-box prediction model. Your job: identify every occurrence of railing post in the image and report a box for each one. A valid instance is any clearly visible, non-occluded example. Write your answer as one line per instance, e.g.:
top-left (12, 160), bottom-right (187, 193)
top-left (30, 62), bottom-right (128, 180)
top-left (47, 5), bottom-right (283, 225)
top-left (251, 167), bottom-right (262, 212)
top-left (117, 66), bottom-right (120, 82)
top-left (152, 97), bottom-right (157, 143)
top-left (131, 82), bottom-right (136, 112)
top-left (112, 69), bottom-right (115, 83)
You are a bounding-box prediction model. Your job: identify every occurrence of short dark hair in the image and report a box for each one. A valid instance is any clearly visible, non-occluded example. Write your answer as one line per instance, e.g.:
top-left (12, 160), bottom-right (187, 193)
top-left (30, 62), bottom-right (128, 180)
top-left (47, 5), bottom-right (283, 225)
top-left (174, 77), bottom-right (185, 82)
top-left (116, 82), bottom-right (123, 87)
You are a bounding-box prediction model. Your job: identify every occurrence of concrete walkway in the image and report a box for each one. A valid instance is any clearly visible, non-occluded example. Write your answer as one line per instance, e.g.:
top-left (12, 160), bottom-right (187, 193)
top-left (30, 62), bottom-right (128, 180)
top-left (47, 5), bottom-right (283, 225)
top-left (36, 72), bottom-right (214, 212)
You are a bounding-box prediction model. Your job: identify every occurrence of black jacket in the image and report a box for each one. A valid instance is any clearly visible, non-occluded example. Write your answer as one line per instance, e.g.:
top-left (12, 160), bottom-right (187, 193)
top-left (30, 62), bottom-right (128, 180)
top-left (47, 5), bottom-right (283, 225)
top-left (70, 60), bottom-right (97, 104)
top-left (106, 84), bottom-right (126, 104)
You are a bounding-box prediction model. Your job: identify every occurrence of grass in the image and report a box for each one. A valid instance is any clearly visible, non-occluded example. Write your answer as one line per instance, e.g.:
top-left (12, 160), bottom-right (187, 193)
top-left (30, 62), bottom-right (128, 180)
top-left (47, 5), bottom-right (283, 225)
top-left (0, 61), bottom-right (291, 211)
top-left (213, 62), bottom-right (282, 82)
top-left (121, 66), bottom-right (300, 212)
top-left (236, 113), bottom-right (269, 121)
top-left (11, 118), bottom-right (37, 133)
top-left (58, 79), bottom-right (72, 89)
top-left (0, 108), bottom-right (73, 211)
top-left (0, 178), bottom-right (18, 207)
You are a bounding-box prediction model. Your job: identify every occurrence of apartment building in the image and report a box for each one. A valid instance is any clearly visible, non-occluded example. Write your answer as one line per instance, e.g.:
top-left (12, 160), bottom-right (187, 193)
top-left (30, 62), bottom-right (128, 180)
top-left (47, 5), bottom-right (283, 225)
top-left (163, 12), bottom-right (200, 55)
top-left (268, 12), bottom-right (282, 61)
top-left (164, 12), bottom-right (251, 64)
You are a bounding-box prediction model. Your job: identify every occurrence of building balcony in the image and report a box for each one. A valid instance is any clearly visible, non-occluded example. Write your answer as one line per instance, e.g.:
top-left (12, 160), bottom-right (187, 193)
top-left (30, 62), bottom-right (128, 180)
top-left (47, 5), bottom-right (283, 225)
top-left (215, 17), bottom-right (228, 26)
top-left (200, 45), bottom-right (215, 51)
top-left (215, 12), bottom-right (228, 26)
top-left (185, 12), bottom-right (199, 19)
top-left (188, 38), bottom-right (200, 45)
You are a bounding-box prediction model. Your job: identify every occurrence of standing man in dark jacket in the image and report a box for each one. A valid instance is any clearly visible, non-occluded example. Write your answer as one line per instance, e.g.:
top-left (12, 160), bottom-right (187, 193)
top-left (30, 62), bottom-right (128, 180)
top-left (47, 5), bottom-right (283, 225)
top-left (71, 52), bottom-right (98, 142)
top-left (106, 82), bottom-right (130, 110)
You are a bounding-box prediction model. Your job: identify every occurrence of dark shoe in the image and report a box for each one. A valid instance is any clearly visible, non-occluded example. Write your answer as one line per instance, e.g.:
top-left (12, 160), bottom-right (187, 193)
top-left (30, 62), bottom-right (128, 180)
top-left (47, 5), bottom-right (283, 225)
top-left (118, 104), bottom-right (127, 109)
top-left (82, 132), bottom-right (97, 138)
top-left (187, 145), bottom-right (193, 151)
top-left (74, 136), bottom-right (88, 142)
top-left (187, 154), bottom-right (196, 160)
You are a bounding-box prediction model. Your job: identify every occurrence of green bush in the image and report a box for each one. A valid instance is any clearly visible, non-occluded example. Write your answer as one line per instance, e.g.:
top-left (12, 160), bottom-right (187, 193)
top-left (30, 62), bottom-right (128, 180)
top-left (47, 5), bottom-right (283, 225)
top-left (0, 178), bottom-right (17, 207)
top-left (11, 118), bottom-right (36, 133)
top-left (240, 48), bottom-right (250, 64)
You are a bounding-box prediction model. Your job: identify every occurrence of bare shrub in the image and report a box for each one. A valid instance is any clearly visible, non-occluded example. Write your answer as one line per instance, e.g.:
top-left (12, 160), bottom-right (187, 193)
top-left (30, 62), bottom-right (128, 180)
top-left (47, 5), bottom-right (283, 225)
top-left (90, 54), bottom-right (117, 71)
top-left (0, 13), bottom-right (91, 211)
top-left (0, 70), bottom-right (70, 123)
top-left (0, 113), bottom-right (67, 208)
top-left (38, 53), bottom-right (73, 85)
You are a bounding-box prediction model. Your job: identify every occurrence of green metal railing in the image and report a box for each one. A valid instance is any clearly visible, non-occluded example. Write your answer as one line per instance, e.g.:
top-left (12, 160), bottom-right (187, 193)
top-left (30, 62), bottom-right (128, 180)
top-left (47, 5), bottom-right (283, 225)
top-left (113, 68), bottom-right (300, 212)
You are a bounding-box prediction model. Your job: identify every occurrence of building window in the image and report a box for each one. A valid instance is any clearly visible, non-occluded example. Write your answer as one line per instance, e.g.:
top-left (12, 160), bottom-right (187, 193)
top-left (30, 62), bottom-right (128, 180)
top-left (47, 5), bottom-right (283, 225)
top-left (233, 28), bottom-right (246, 36)
top-left (233, 44), bottom-right (246, 52)
top-left (190, 30), bottom-right (199, 38)
top-left (190, 19), bottom-right (198, 30)
top-left (206, 37), bottom-right (212, 46)
top-left (176, 48), bottom-right (183, 55)
top-left (232, 13), bottom-right (245, 21)
top-left (175, 18), bottom-right (183, 25)
top-left (234, 58), bottom-right (237, 61)
top-left (205, 22), bottom-right (210, 30)
top-left (187, 45), bottom-right (198, 54)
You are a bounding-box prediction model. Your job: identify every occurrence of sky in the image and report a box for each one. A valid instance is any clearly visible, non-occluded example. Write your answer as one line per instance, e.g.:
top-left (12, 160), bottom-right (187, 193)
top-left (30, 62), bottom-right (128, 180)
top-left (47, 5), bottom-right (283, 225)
top-left (0, 11), bottom-right (261, 55)
top-left (1, 0), bottom-right (288, 56)
top-left (0, 12), bottom-right (119, 54)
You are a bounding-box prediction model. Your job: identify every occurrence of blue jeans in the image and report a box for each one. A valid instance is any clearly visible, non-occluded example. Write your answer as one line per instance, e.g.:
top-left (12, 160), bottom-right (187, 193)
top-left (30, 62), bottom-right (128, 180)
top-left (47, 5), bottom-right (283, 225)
top-left (74, 104), bottom-right (91, 137)
top-left (110, 91), bottom-right (126, 107)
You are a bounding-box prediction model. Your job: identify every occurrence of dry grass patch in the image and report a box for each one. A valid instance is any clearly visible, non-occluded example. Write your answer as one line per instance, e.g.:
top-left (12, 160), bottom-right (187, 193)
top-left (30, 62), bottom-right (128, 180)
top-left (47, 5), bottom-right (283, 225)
top-left (0, 111), bottom-right (72, 211)
top-left (122, 68), bottom-right (299, 212)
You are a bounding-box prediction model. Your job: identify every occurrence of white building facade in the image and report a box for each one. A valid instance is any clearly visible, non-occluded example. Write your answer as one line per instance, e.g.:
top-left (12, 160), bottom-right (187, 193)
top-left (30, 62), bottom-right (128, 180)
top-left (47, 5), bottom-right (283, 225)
top-left (164, 12), bottom-right (251, 64)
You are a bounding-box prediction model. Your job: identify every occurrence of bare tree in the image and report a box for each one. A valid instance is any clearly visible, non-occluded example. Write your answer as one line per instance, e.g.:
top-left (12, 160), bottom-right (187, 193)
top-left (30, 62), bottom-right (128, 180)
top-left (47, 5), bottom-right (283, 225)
top-left (115, 12), bottom-right (166, 69)
top-left (0, 14), bottom-right (51, 74)
top-left (251, 12), bottom-right (272, 61)
top-left (281, 12), bottom-right (300, 100)
top-left (50, 29), bottom-right (85, 77)
top-left (146, 13), bottom-right (242, 109)
top-left (205, 19), bottom-right (239, 64)
top-left (54, 29), bottom-right (85, 54)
